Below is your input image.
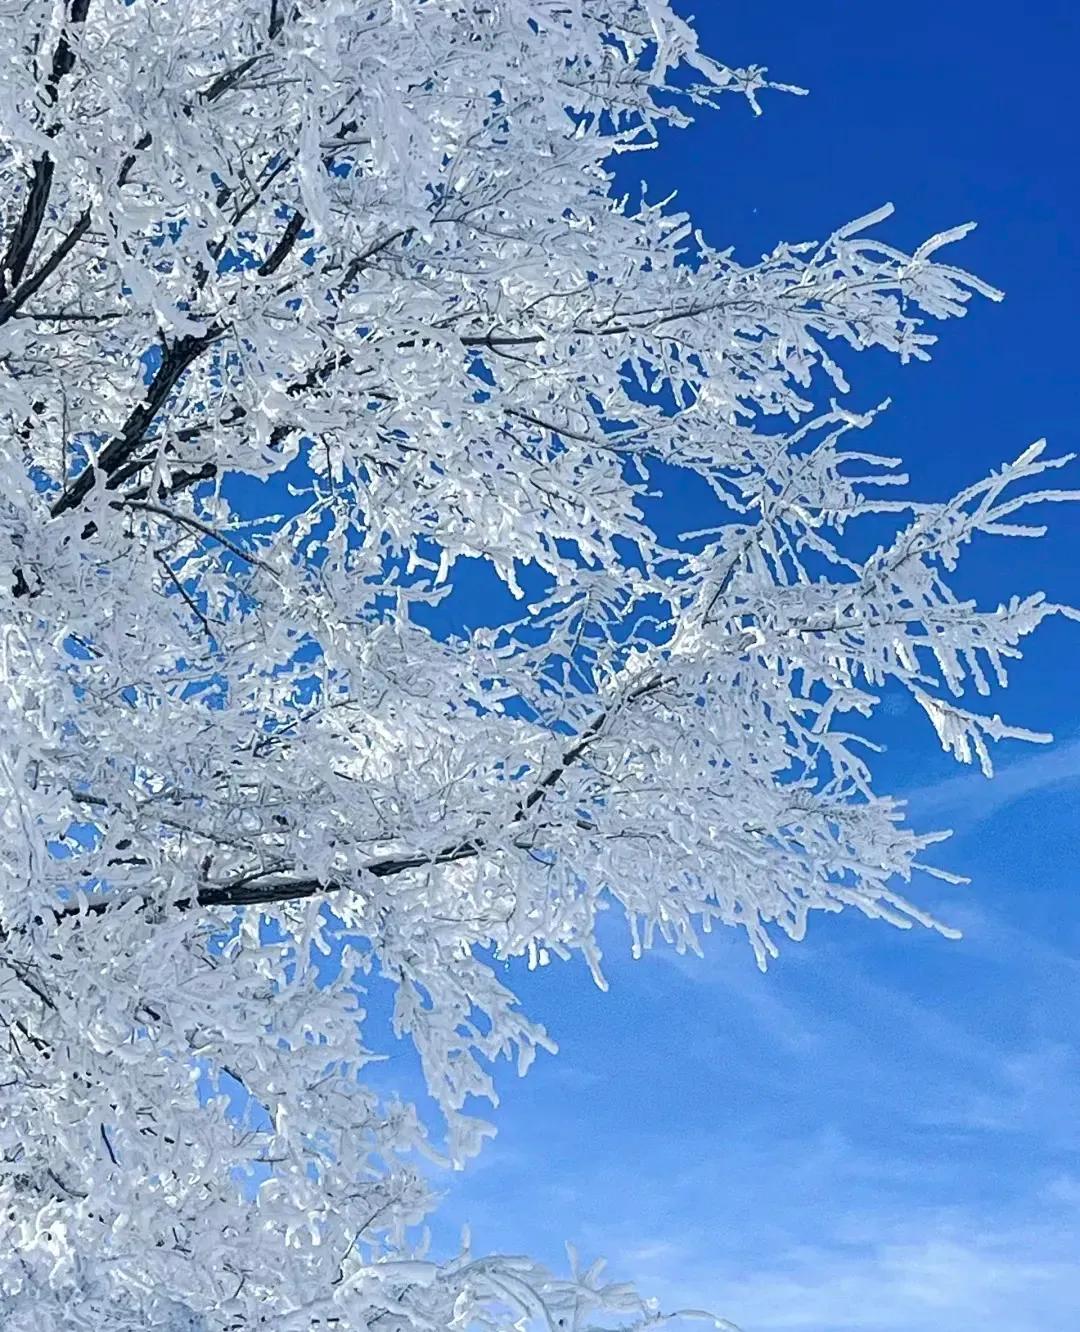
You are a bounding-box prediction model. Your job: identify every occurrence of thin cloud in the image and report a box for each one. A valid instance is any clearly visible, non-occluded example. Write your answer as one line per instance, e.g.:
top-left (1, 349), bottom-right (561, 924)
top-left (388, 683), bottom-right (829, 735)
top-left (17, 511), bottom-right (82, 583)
top-left (906, 733), bottom-right (1080, 827)
top-left (615, 1205), bottom-right (1080, 1332)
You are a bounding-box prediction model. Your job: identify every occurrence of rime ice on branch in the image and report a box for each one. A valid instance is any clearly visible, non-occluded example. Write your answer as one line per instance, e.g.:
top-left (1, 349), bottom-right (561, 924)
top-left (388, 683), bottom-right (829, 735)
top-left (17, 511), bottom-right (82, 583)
top-left (0, 2), bottom-right (1074, 1328)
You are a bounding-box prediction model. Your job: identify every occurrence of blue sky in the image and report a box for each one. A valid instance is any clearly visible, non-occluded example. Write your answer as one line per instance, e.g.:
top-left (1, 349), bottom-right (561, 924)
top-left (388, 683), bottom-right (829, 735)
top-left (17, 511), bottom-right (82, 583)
top-left (391, 5), bottom-right (1080, 1330)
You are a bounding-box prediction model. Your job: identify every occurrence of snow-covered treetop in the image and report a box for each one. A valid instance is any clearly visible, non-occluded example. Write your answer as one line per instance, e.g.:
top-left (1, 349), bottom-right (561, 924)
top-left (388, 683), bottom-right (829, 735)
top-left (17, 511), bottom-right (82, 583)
top-left (0, 2), bottom-right (1073, 1328)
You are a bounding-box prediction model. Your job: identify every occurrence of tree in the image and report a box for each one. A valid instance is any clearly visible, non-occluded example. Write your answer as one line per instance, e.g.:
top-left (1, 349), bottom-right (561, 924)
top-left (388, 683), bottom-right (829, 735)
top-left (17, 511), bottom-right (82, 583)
top-left (0, 1), bottom-right (1073, 1327)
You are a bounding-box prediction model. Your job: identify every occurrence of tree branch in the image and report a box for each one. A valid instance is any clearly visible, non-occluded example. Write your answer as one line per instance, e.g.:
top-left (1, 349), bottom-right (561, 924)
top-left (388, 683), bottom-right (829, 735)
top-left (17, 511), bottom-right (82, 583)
top-left (50, 325), bottom-right (223, 518)
top-left (126, 500), bottom-right (274, 573)
top-left (257, 208), bottom-right (306, 276)
top-left (0, 209), bottom-right (92, 325)
top-left (49, 675), bottom-right (667, 917)
top-left (0, 0), bottom-right (92, 295)
top-left (154, 551), bottom-right (216, 642)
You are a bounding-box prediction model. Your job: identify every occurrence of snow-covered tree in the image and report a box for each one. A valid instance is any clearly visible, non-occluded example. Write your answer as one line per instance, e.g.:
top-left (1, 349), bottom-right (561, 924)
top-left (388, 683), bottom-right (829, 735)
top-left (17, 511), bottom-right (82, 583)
top-left (0, 1), bottom-right (1073, 1327)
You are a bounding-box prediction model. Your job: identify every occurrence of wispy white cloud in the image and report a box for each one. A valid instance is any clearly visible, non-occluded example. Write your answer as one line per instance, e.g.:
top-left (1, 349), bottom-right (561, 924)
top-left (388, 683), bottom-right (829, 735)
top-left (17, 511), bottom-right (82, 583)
top-left (906, 733), bottom-right (1080, 827)
top-left (634, 938), bottom-right (822, 1056)
top-left (613, 1203), bottom-right (1080, 1332)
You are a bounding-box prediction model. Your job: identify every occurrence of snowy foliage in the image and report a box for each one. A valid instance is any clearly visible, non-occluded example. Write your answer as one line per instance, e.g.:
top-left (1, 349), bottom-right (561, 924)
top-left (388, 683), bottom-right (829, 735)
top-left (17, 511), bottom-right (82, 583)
top-left (0, 1), bottom-right (1074, 1328)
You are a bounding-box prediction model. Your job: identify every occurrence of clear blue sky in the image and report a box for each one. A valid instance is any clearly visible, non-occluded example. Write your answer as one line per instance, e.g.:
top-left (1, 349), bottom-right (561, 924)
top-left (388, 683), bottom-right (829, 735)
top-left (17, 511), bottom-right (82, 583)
top-left (381, 5), bottom-right (1080, 1331)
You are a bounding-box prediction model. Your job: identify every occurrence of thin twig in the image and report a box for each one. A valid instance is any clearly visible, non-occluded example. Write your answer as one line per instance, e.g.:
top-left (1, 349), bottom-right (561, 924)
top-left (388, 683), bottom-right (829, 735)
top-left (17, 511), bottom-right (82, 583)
top-left (99, 1123), bottom-right (119, 1166)
top-left (155, 551), bottom-right (217, 641)
top-left (128, 501), bottom-right (273, 573)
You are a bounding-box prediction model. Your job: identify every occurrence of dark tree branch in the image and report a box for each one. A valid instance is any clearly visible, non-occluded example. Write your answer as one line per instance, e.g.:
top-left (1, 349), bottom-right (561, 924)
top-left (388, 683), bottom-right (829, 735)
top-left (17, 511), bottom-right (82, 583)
top-left (258, 208), bottom-right (306, 276)
top-left (44, 0), bottom-right (92, 103)
top-left (110, 346), bottom-right (356, 500)
top-left (126, 500), bottom-right (273, 572)
top-left (11, 335), bottom-right (365, 596)
top-left (518, 673), bottom-right (666, 817)
top-left (206, 674), bottom-right (667, 907)
top-left (0, 0), bottom-right (92, 294)
top-left (198, 0), bottom-right (293, 105)
top-left (141, 461), bottom-right (220, 501)
top-left (338, 228), bottom-right (413, 292)
top-left (0, 126), bottom-right (151, 333)
top-left (0, 208), bottom-right (92, 325)
top-left (155, 551), bottom-right (217, 642)
top-left (460, 331), bottom-right (545, 348)
top-left (10, 307), bottom-right (121, 322)
top-left (2, 156), bottom-right (57, 294)
top-left (99, 1122), bottom-right (118, 1166)
top-left (199, 54), bottom-right (267, 105)
top-left (47, 675), bottom-right (666, 918)
top-left (196, 843), bottom-right (482, 909)
top-left (117, 131), bottom-right (153, 187)
top-left (50, 325), bottom-right (223, 518)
